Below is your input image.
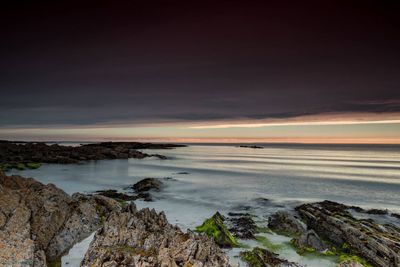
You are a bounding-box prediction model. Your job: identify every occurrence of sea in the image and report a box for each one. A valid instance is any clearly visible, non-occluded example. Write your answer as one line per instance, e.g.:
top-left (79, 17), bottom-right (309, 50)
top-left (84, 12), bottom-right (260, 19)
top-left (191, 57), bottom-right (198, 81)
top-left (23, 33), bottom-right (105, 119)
top-left (8, 143), bottom-right (400, 267)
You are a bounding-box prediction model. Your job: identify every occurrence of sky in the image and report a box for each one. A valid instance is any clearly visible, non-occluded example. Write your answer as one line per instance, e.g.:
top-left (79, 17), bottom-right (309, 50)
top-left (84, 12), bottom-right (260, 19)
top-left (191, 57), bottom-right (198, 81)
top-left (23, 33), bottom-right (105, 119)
top-left (1, 1), bottom-right (400, 143)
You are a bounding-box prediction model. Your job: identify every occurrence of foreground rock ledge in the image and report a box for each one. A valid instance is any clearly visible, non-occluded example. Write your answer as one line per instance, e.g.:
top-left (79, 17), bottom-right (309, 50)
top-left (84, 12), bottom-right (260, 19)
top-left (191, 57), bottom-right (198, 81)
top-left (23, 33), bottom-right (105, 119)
top-left (81, 204), bottom-right (231, 267)
top-left (0, 171), bottom-right (122, 266)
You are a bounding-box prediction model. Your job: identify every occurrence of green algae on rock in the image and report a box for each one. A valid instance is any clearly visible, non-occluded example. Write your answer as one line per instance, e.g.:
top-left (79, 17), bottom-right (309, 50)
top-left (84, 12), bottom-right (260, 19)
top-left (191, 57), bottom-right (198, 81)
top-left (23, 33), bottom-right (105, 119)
top-left (195, 211), bottom-right (239, 248)
top-left (240, 247), bottom-right (302, 267)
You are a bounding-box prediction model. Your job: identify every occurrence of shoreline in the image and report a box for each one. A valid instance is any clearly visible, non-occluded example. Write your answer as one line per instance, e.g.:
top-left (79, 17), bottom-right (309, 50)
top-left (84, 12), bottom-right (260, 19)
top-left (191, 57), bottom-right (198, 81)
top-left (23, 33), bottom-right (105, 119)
top-left (1, 171), bottom-right (399, 267)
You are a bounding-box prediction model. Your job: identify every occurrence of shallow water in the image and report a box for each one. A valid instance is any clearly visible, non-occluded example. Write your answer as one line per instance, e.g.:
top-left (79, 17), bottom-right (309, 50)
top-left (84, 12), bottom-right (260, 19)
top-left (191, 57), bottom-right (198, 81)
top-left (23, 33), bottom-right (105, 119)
top-left (9, 144), bottom-right (400, 266)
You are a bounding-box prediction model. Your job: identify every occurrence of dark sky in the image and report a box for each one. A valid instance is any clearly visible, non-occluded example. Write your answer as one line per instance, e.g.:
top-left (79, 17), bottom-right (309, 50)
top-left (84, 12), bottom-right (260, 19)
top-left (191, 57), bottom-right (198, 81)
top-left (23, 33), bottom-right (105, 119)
top-left (1, 0), bottom-right (400, 127)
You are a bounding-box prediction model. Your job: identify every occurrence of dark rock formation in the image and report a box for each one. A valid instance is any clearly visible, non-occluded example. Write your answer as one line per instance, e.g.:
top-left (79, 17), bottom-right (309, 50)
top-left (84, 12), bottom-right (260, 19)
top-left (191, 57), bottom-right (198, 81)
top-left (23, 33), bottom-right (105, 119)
top-left (195, 212), bottom-right (239, 248)
top-left (95, 189), bottom-right (138, 201)
top-left (295, 200), bottom-right (400, 267)
top-left (132, 177), bottom-right (163, 192)
top-left (240, 247), bottom-right (303, 267)
top-left (268, 211), bottom-right (306, 237)
top-left (0, 171), bottom-right (121, 266)
top-left (239, 145), bottom-right (264, 149)
top-left (81, 203), bottom-right (231, 267)
top-left (227, 213), bottom-right (258, 239)
top-left (0, 141), bottom-right (185, 166)
top-left (291, 230), bottom-right (328, 253)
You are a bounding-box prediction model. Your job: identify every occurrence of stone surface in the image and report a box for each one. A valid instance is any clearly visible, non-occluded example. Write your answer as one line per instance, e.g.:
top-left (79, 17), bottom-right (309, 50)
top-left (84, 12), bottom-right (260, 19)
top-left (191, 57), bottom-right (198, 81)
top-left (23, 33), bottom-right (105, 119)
top-left (0, 141), bottom-right (184, 166)
top-left (196, 212), bottom-right (239, 248)
top-left (132, 178), bottom-right (163, 192)
top-left (227, 213), bottom-right (258, 239)
top-left (0, 171), bottom-right (121, 266)
top-left (240, 247), bottom-right (303, 267)
top-left (268, 211), bottom-right (306, 236)
top-left (296, 200), bottom-right (400, 267)
top-left (337, 260), bottom-right (365, 267)
top-left (81, 203), bottom-right (231, 267)
top-left (291, 230), bottom-right (328, 253)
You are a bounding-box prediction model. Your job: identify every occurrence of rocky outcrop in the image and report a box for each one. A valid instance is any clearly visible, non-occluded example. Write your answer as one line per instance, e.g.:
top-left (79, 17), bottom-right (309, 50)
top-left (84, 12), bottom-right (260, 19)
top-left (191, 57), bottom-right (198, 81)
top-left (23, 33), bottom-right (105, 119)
top-left (0, 171), bottom-right (121, 266)
top-left (268, 211), bottom-right (306, 236)
top-left (195, 212), bottom-right (239, 248)
top-left (227, 213), bottom-right (258, 239)
top-left (291, 230), bottom-right (327, 253)
top-left (0, 141), bottom-right (184, 167)
top-left (296, 200), bottom-right (400, 267)
top-left (337, 260), bottom-right (365, 267)
top-left (132, 178), bottom-right (163, 192)
top-left (81, 203), bottom-right (231, 267)
top-left (240, 247), bottom-right (303, 267)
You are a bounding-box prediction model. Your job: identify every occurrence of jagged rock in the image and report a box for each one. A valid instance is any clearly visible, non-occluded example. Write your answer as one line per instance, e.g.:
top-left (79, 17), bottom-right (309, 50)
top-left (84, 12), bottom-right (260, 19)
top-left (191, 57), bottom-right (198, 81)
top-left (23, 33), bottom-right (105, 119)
top-left (0, 171), bottom-right (121, 266)
top-left (337, 260), bottom-right (365, 267)
top-left (291, 230), bottom-right (328, 253)
top-left (240, 247), bottom-right (303, 267)
top-left (268, 211), bottom-right (306, 236)
top-left (81, 203), bottom-right (231, 267)
top-left (95, 189), bottom-right (138, 201)
top-left (227, 213), bottom-right (258, 239)
top-left (296, 200), bottom-right (400, 267)
top-left (196, 212), bottom-right (239, 248)
top-left (132, 178), bottom-right (163, 192)
top-left (0, 141), bottom-right (183, 166)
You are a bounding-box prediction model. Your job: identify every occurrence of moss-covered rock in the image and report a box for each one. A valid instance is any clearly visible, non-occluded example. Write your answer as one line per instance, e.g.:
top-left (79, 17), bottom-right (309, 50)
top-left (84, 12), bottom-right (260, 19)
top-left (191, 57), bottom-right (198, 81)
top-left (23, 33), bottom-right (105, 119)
top-left (195, 212), bottom-right (239, 248)
top-left (26, 162), bottom-right (41, 169)
top-left (240, 247), bottom-right (301, 267)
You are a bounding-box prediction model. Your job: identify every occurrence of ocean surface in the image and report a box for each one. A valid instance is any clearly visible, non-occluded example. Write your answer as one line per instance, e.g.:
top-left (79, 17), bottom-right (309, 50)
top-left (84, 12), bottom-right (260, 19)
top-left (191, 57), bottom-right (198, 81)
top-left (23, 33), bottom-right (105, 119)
top-left (9, 144), bottom-right (400, 267)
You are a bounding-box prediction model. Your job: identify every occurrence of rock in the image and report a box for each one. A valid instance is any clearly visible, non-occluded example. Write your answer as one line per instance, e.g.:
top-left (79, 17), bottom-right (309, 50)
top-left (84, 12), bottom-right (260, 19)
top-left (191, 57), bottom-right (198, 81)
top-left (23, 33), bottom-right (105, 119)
top-left (240, 247), bottom-right (303, 267)
top-left (291, 230), bottom-right (328, 253)
top-left (95, 189), bottom-right (137, 201)
top-left (177, 171), bottom-right (190, 175)
top-left (132, 178), bottom-right (163, 192)
top-left (366, 208), bottom-right (388, 215)
top-left (337, 260), bottom-right (365, 267)
top-left (196, 212), bottom-right (239, 248)
top-left (227, 213), bottom-right (258, 239)
top-left (295, 200), bottom-right (400, 267)
top-left (268, 211), bottom-right (306, 236)
top-left (239, 145), bottom-right (264, 149)
top-left (81, 203), bottom-right (231, 267)
top-left (0, 141), bottom-right (183, 166)
top-left (0, 171), bottom-right (121, 266)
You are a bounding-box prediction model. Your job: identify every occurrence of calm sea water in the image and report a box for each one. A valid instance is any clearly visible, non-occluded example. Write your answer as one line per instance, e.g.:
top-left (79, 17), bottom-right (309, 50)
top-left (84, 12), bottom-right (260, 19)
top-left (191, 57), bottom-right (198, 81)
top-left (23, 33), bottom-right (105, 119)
top-left (9, 144), bottom-right (400, 266)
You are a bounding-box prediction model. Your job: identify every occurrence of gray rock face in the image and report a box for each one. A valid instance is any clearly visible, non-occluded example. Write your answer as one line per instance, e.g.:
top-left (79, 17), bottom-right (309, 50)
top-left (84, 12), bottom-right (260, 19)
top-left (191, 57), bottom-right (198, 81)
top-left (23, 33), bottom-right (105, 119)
top-left (240, 247), bottom-right (303, 267)
top-left (132, 178), bottom-right (163, 192)
top-left (0, 171), bottom-right (121, 266)
top-left (268, 211), bottom-right (306, 236)
top-left (291, 230), bottom-right (328, 252)
top-left (296, 201), bottom-right (400, 267)
top-left (81, 203), bottom-right (231, 267)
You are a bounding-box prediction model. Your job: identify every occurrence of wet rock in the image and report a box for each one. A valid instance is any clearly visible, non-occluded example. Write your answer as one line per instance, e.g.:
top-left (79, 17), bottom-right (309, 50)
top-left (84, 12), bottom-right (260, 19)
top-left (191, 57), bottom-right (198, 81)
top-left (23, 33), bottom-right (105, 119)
top-left (239, 145), bottom-right (264, 149)
top-left (95, 189), bottom-right (137, 201)
top-left (132, 178), bottom-right (163, 192)
top-left (337, 260), bottom-right (365, 267)
top-left (291, 230), bottom-right (328, 253)
top-left (296, 200), bottom-right (400, 267)
top-left (268, 211), bottom-right (306, 236)
top-left (240, 247), bottom-right (303, 267)
top-left (0, 171), bottom-right (121, 266)
top-left (366, 208), bottom-right (389, 215)
top-left (196, 212), bottom-right (239, 248)
top-left (391, 213), bottom-right (400, 219)
top-left (227, 213), bottom-right (258, 239)
top-left (0, 141), bottom-right (182, 166)
top-left (81, 203), bottom-right (231, 267)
